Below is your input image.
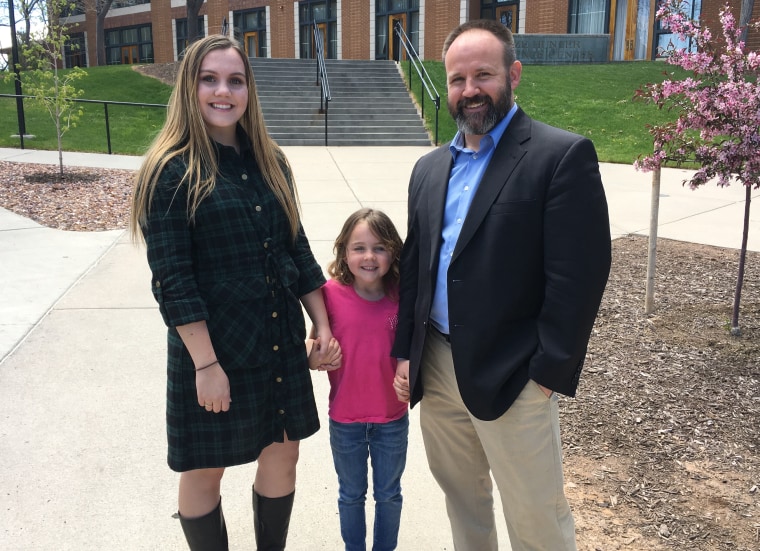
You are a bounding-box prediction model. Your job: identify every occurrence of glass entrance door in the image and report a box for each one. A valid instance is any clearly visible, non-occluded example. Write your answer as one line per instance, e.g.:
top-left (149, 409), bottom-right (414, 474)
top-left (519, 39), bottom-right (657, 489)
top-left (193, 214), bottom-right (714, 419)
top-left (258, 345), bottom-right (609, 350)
top-left (388, 13), bottom-right (406, 61)
top-left (121, 45), bottom-right (138, 64)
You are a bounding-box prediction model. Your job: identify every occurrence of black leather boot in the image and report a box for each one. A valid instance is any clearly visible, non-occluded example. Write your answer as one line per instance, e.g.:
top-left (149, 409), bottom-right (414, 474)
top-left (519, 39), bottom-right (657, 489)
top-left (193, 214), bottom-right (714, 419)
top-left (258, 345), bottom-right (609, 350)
top-left (179, 498), bottom-right (229, 551)
top-left (252, 487), bottom-right (295, 550)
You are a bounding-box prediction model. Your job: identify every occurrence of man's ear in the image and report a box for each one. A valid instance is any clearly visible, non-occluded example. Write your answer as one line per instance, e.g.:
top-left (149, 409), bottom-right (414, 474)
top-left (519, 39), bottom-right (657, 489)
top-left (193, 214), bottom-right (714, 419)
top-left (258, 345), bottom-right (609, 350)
top-left (509, 60), bottom-right (523, 91)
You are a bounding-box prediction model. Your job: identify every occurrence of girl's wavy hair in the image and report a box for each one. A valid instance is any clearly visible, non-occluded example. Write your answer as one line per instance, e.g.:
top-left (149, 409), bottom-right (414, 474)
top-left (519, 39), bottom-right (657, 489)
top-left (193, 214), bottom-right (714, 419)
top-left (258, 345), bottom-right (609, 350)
top-left (328, 208), bottom-right (403, 300)
top-left (130, 35), bottom-right (300, 242)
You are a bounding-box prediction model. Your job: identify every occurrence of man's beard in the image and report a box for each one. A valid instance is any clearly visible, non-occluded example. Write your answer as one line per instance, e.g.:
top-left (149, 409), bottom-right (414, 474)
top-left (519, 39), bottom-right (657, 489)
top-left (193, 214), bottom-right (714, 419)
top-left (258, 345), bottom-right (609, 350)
top-left (449, 83), bottom-right (511, 136)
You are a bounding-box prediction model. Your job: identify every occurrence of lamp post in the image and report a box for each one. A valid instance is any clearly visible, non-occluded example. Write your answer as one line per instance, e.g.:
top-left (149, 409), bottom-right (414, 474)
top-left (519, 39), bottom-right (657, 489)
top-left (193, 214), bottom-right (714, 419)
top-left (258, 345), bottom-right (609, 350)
top-left (8, 0), bottom-right (27, 149)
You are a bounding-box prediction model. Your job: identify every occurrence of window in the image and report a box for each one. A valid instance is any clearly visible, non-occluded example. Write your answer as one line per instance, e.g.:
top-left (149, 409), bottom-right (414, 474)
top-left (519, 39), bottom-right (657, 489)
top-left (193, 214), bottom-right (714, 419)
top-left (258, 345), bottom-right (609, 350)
top-left (105, 24), bottom-right (153, 65)
top-left (653, 0), bottom-right (701, 58)
top-left (568, 0), bottom-right (607, 34)
top-left (480, 0), bottom-right (520, 33)
top-left (299, 1), bottom-right (337, 59)
top-left (176, 18), bottom-right (205, 59)
top-left (233, 9), bottom-right (267, 58)
top-left (375, 0), bottom-right (419, 60)
top-left (64, 33), bottom-right (87, 68)
top-left (112, 0), bottom-right (151, 8)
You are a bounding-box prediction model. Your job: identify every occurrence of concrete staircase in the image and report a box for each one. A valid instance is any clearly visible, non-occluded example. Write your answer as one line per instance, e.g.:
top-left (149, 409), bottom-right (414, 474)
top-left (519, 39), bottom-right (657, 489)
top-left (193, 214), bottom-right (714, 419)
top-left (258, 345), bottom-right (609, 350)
top-left (249, 58), bottom-right (433, 146)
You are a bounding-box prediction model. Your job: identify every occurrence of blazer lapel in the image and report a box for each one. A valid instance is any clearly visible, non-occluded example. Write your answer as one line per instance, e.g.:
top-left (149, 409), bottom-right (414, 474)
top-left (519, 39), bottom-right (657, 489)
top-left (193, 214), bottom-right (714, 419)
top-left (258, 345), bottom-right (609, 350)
top-left (453, 109), bottom-right (531, 260)
top-left (425, 147), bottom-right (454, 270)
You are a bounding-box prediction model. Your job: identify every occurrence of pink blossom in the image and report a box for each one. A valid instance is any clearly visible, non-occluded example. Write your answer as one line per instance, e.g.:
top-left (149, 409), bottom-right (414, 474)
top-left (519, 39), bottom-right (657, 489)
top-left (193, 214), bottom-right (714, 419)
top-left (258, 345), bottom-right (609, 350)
top-left (636, 3), bottom-right (760, 192)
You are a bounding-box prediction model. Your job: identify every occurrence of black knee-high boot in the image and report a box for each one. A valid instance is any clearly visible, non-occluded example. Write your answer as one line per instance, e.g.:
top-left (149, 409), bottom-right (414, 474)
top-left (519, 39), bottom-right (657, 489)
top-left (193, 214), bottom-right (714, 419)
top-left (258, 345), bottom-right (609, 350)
top-left (179, 498), bottom-right (229, 551)
top-left (252, 486), bottom-right (295, 550)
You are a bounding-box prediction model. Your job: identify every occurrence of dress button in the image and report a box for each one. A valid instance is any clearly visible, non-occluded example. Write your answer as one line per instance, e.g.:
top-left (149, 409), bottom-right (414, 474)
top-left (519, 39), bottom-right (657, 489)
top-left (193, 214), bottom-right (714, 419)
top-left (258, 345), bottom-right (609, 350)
top-left (275, 377), bottom-right (282, 383)
top-left (278, 409), bottom-right (285, 415)
top-left (273, 345), bottom-right (279, 351)
top-left (263, 242), bottom-right (269, 248)
top-left (271, 311), bottom-right (278, 318)
top-left (241, 173), bottom-right (248, 180)
top-left (155, 281), bottom-right (161, 288)
top-left (255, 205), bottom-right (262, 212)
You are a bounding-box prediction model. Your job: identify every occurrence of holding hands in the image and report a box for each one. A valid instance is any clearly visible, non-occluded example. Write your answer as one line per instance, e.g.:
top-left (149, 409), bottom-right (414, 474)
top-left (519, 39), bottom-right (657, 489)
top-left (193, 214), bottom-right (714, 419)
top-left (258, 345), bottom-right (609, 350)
top-left (393, 359), bottom-right (410, 403)
top-left (308, 336), bottom-right (343, 371)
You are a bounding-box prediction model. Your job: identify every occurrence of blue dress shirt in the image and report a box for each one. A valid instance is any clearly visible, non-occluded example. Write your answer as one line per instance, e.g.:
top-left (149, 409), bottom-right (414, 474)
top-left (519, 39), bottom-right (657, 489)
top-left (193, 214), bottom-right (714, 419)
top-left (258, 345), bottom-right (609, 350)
top-left (430, 103), bottom-right (518, 334)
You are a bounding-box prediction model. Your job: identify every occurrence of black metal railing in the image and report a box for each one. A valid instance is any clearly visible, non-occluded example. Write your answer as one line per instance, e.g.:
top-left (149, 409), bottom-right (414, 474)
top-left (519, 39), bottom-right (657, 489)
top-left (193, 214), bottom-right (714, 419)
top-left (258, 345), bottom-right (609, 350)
top-left (313, 22), bottom-right (332, 146)
top-left (1, 93), bottom-right (167, 154)
top-left (394, 21), bottom-right (440, 145)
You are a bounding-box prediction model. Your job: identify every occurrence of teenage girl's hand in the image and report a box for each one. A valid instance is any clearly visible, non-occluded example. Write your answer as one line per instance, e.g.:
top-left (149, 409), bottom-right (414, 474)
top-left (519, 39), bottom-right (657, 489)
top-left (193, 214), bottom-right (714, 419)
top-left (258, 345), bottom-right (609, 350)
top-left (394, 359), bottom-right (410, 403)
top-left (196, 363), bottom-right (231, 413)
top-left (308, 336), bottom-right (343, 371)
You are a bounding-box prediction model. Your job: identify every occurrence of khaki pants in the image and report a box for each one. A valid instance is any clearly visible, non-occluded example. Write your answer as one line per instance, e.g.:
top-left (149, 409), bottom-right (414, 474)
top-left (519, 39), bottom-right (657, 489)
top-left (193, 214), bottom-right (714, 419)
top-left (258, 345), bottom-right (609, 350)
top-left (419, 328), bottom-right (576, 551)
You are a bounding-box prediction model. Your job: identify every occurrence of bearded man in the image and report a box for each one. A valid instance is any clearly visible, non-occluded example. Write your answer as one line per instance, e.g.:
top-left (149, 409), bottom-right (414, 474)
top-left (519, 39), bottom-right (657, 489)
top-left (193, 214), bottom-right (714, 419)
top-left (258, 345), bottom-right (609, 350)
top-left (392, 19), bottom-right (612, 551)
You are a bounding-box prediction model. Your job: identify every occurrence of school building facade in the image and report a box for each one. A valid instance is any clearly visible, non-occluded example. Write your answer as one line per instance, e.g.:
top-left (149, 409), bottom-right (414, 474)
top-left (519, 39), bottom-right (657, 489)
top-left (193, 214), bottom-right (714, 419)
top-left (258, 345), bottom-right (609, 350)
top-left (62, 0), bottom-right (760, 68)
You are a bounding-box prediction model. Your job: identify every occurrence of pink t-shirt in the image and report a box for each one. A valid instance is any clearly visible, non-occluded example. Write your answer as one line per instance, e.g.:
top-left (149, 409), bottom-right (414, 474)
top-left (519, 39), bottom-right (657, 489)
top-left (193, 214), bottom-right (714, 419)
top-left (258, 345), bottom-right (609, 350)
top-left (323, 279), bottom-right (408, 423)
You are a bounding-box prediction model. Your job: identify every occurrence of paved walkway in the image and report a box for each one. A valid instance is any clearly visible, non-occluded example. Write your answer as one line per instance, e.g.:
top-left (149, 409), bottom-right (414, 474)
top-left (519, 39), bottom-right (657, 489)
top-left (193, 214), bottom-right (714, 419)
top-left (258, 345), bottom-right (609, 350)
top-left (0, 146), bottom-right (758, 550)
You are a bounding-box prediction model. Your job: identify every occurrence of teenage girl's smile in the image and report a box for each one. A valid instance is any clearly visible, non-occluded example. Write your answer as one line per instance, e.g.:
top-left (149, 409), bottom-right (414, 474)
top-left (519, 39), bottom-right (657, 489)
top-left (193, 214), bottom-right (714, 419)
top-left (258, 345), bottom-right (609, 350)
top-left (197, 48), bottom-right (248, 147)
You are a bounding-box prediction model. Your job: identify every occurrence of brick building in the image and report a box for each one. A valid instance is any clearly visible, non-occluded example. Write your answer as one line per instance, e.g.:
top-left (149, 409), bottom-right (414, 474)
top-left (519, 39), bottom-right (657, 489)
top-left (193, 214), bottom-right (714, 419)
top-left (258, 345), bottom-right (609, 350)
top-left (62, 0), bottom-right (760, 68)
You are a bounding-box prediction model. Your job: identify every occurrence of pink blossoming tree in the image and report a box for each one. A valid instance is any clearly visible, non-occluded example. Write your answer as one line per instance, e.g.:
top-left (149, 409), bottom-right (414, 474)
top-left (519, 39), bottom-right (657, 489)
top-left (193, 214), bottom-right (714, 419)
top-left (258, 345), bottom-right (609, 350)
top-left (635, 1), bottom-right (760, 335)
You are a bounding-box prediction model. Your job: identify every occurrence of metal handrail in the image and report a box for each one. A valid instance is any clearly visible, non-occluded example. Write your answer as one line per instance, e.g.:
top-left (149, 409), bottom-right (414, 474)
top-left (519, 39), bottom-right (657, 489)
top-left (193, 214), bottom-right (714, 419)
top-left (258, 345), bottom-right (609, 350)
top-left (393, 21), bottom-right (440, 145)
top-left (313, 22), bottom-right (331, 146)
top-left (0, 93), bottom-right (167, 154)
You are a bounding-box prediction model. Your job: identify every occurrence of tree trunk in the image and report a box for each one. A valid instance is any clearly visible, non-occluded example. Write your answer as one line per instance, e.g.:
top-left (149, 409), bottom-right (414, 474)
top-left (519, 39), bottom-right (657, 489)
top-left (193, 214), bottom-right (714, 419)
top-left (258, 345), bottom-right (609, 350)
top-left (739, 0), bottom-right (755, 41)
top-left (730, 185), bottom-right (752, 336)
top-left (186, 0), bottom-right (205, 45)
top-left (645, 166), bottom-right (661, 314)
top-left (96, 0), bottom-right (114, 66)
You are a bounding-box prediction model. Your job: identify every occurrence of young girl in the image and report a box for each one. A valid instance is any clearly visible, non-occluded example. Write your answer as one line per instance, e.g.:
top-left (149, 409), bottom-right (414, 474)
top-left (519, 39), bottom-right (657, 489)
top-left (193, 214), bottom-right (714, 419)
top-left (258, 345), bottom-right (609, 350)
top-left (309, 208), bottom-right (408, 551)
top-left (130, 35), bottom-right (335, 550)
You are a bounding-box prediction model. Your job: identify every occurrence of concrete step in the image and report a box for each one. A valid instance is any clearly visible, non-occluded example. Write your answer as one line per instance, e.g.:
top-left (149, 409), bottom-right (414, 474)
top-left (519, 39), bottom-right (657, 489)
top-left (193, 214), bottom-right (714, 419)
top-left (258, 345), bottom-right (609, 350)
top-left (249, 58), bottom-right (431, 147)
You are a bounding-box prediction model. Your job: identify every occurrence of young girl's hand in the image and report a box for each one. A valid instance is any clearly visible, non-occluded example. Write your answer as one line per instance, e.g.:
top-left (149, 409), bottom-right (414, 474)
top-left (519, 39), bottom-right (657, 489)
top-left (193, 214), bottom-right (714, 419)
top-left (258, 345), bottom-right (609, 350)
top-left (394, 359), bottom-right (410, 402)
top-left (308, 337), bottom-right (343, 371)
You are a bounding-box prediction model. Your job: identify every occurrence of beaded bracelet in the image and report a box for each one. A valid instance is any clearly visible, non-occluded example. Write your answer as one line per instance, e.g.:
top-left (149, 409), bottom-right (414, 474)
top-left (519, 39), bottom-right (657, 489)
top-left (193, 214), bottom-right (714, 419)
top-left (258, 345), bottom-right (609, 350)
top-left (195, 360), bottom-right (220, 372)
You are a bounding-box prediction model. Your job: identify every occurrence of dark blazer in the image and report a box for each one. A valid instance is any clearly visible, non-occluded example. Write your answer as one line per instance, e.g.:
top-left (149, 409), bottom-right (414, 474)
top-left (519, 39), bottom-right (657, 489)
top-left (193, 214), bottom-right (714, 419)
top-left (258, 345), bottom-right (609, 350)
top-left (391, 108), bottom-right (611, 421)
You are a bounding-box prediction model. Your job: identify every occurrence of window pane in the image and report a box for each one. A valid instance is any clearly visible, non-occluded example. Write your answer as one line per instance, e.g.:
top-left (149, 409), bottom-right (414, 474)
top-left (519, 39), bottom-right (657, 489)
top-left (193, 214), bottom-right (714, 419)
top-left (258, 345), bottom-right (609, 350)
top-left (376, 15), bottom-right (388, 58)
top-left (312, 4), bottom-right (326, 21)
top-left (123, 28), bottom-right (138, 43)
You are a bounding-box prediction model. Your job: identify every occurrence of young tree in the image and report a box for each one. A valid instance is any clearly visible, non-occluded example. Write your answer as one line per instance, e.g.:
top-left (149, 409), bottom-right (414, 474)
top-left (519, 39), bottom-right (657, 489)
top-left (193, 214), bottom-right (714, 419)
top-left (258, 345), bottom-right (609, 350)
top-left (635, 1), bottom-right (760, 335)
top-left (18, 0), bottom-right (86, 179)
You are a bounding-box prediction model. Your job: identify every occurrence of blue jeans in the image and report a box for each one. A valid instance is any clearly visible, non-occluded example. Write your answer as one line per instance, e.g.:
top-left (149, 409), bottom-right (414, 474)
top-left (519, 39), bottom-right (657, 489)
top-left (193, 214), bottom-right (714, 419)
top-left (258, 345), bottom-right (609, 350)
top-left (329, 414), bottom-right (409, 551)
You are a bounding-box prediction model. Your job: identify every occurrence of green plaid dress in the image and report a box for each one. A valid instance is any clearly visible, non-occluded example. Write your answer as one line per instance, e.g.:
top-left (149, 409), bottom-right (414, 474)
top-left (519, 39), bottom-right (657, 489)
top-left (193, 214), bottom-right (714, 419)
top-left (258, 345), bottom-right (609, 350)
top-left (142, 135), bottom-right (324, 472)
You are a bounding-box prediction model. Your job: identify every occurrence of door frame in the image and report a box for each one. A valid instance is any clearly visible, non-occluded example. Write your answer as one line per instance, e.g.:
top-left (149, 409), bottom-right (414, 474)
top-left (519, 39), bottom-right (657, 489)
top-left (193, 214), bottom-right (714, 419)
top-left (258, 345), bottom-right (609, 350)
top-left (496, 4), bottom-right (518, 33)
top-left (311, 21), bottom-right (328, 58)
top-left (121, 45), bottom-right (138, 64)
top-left (244, 31), bottom-right (259, 58)
top-left (388, 13), bottom-right (407, 61)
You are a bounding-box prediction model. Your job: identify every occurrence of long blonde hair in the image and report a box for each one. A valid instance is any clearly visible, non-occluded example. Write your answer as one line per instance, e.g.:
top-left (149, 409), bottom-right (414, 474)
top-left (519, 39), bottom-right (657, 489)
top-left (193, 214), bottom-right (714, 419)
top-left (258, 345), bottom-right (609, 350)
top-left (130, 35), bottom-right (300, 242)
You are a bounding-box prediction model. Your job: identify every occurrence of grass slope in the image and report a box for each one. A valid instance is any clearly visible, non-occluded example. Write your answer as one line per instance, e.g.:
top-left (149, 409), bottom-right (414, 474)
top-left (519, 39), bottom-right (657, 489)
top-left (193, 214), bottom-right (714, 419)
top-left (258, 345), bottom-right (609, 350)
top-left (2, 61), bottom-right (688, 163)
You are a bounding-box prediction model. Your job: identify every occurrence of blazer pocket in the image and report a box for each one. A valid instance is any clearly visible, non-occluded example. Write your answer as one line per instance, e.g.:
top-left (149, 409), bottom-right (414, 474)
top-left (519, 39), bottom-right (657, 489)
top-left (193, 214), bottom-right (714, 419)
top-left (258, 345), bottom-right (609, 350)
top-left (488, 199), bottom-right (538, 216)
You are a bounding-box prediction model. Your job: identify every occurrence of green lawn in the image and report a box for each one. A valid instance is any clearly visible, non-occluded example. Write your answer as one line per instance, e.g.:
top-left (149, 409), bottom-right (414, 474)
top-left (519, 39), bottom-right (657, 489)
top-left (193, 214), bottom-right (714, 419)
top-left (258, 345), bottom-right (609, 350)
top-left (2, 61), bottom-right (687, 163)
top-left (404, 60), bottom-right (688, 164)
top-left (0, 65), bottom-right (173, 155)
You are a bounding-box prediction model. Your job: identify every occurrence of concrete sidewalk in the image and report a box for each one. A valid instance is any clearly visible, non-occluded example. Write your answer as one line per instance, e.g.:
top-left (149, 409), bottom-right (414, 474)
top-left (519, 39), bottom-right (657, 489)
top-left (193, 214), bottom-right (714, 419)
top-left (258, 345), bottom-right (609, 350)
top-left (0, 146), bottom-right (758, 550)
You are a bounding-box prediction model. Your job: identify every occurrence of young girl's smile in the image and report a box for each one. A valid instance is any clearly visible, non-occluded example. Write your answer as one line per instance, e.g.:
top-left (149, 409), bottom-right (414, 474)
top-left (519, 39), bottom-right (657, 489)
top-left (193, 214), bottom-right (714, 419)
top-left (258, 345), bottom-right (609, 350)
top-left (345, 221), bottom-right (392, 299)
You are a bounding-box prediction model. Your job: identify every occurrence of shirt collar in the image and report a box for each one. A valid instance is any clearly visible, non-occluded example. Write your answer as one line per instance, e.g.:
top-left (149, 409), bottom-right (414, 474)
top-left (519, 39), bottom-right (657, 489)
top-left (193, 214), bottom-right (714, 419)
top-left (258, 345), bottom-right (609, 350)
top-left (449, 103), bottom-right (518, 159)
top-left (214, 125), bottom-right (254, 159)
